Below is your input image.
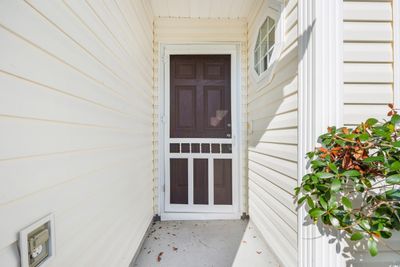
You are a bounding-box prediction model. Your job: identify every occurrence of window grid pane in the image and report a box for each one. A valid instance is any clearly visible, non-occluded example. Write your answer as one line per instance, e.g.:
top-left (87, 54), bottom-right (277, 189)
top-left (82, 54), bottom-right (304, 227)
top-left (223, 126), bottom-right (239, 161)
top-left (254, 16), bottom-right (276, 76)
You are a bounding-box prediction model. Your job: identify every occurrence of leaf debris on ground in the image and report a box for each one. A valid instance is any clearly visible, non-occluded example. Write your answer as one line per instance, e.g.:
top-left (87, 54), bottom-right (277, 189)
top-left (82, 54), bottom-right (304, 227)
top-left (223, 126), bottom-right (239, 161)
top-left (157, 252), bottom-right (164, 262)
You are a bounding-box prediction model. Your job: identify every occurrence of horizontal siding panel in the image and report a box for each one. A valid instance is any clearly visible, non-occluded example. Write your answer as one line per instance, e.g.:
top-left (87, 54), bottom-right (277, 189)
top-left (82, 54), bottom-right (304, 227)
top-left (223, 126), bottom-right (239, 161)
top-left (252, 110), bottom-right (297, 131)
top-left (343, 63), bottom-right (393, 83)
top-left (0, 243), bottom-right (18, 267)
top-left (343, 22), bottom-right (392, 42)
top-left (343, 43), bottom-right (393, 62)
top-left (255, 128), bottom-right (297, 145)
top-left (285, 6), bottom-right (297, 33)
top-left (0, 159), bottom-right (152, 250)
top-left (0, 117), bottom-right (151, 160)
top-left (249, 170), bottom-right (296, 211)
top-left (249, 181), bottom-right (296, 230)
top-left (343, 1), bottom-right (392, 22)
top-left (0, 27), bottom-right (141, 115)
top-left (250, 59), bottom-right (297, 96)
top-left (250, 202), bottom-right (297, 267)
top-left (0, 147), bottom-right (149, 205)
top-left (249, 93), bottom-right (297, 121)
top-left (248, 160), bottom-right (297, 194)
top-left (344, 84), bottom-right (393, 104)
top-left (249, 192), bottom-right (296, 244)
top-left (249, 72), bottom-right (297, 102)
top-left (344, 104), bottom-right (390, 125)
top-left (249, 143), bottom-right (297, 162)
top-left (0, 73), bottom-right (151, 128)
top-left (249, 150), bottom-right (297, 179)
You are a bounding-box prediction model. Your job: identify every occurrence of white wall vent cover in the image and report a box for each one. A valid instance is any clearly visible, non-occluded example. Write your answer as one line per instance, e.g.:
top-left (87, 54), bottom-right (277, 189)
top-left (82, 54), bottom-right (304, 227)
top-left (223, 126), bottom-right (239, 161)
top-left (19, 214), bottom-right (56, 267)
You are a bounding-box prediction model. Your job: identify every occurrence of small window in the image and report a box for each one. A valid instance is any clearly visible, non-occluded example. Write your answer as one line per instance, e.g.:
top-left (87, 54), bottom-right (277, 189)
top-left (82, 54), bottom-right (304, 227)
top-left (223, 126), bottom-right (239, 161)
top-left (254, 17), bottom-right (276, 75)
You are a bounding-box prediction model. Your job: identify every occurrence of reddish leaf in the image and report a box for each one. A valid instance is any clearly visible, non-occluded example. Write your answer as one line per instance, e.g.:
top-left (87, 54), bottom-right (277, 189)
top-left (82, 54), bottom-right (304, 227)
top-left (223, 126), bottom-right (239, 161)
top-left (157, 252), bottom-right (164, 262)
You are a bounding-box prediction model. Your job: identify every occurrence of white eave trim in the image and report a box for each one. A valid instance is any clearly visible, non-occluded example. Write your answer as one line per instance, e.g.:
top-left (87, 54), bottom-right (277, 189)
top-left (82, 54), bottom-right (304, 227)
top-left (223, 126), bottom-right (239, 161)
top-left (298, 0), bottom-right (345, 266)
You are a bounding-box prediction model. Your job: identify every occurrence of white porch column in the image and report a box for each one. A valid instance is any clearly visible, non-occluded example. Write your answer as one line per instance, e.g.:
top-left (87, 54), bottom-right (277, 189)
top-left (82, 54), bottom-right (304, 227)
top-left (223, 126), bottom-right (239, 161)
top-left (298, 0), bottom-right (345, 266)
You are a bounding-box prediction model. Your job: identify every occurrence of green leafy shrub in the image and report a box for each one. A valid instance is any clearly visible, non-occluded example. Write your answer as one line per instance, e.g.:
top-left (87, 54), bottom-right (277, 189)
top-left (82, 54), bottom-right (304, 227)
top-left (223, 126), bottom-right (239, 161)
top-left (295, 104), bottom-right (400, 257)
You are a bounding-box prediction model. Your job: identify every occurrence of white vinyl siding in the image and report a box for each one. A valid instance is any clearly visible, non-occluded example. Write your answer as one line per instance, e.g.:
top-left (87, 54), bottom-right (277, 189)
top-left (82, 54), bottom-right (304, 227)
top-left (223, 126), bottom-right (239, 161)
top-left (343, 0), bottom-right (400, 265)
top-left (0, 1), bottom-right (154, 266)
top-left (343, 0), bottom-right (394, 126)
top-left (247, 0), bottom-right (298, 266)
top-left (153, 18), bottom-right (248, 215)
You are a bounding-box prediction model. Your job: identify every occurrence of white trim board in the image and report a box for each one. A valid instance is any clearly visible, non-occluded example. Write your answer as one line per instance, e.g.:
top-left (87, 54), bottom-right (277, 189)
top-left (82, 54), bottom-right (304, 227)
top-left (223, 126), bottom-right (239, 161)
top-left (157, 43), bottom-right (242, 221)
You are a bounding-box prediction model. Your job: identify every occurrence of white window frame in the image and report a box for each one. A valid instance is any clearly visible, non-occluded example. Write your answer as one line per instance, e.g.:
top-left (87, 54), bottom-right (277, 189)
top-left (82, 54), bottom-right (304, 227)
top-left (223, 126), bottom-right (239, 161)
top-left (254, 16), bottom-right (276, 76)
top-left (250, 0), bottom-right (285, 87)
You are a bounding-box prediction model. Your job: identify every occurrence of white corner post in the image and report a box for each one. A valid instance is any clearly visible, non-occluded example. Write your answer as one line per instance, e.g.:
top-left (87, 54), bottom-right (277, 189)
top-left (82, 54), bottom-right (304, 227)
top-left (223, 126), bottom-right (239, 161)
top-left (298, 0), bottom-right (345, 266)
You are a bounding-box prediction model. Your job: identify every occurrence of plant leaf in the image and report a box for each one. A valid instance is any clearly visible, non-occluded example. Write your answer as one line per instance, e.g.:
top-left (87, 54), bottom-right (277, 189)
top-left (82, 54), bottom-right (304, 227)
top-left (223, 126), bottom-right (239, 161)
top-left (329, 215), bottom-right (340, 227)
top-left (328, 163), bottom-right (338, 174)
top-left (390, 161), bottom-right (400, 171)
top-left (342, 197), bottom-right (352, 210)
top-left (391, 114), bottom-right (400, 125)
top-left (319, 196), bottom-right (328, 210)
top-left (393, 141), bottom-right (400, 147)
top-left (386, 189), bottom-right (400, 200)
top-left (331, 179), bottom-right (341, 192)
top-left (342, 170), bottom-right (361, 177)
top-left (366, 118), bottom-right (378, 126)
top-left (359, 133), bottom-right (369, 142)
top-left (297, 195), bottom-right (307, 205)
top-left (387, 174), bottom-right (400, 185)
top-left (309, 208), bottom-right (325, 218)
top-left (368, 239), bottom-right (378, 257)
top-left (350, 232), bottom-right (364, 241)
top-left (363, 156), bottom-right (384, 163)
top-left (316, 172), bottom-right (335, 179)
top-left (306, 196), bottom-right (315, 209)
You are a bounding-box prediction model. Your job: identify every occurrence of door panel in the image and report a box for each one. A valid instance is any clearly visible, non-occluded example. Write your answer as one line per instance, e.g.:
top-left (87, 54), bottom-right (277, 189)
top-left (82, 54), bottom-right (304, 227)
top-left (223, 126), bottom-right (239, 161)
top-left (214, 159), bottom-right (232, 205)
top-left (170, 55), bottom-right (231, 138)
top-left (170, 159), bottom-right (188, 204)
top-left (193, 159), bottom-right (208, 205)
top-left (176, 87), bottom-right (196, 129)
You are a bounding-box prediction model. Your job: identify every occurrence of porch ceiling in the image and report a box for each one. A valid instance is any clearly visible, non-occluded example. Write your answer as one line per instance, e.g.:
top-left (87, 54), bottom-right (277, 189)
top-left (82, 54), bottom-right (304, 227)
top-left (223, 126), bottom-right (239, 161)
top-left (150, 0), bottom-right (262, 19)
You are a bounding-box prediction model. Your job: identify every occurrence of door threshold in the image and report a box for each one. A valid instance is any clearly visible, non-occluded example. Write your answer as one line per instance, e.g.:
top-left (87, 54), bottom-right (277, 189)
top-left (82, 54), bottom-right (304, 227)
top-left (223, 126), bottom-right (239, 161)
top-left (161, 212), bottom-right (241, 221)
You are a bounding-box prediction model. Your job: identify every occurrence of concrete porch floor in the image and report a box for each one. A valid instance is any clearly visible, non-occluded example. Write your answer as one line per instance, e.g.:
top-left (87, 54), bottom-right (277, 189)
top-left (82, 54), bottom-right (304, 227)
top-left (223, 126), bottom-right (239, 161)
top-left (132, 220), bottom-right (279, 267)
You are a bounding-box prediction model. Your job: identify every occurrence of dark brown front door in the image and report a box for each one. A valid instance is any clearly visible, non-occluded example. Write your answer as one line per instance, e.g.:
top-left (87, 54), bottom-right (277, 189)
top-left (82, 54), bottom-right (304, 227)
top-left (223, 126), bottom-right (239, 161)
top-left (168, 55), bottom-right (233, 209)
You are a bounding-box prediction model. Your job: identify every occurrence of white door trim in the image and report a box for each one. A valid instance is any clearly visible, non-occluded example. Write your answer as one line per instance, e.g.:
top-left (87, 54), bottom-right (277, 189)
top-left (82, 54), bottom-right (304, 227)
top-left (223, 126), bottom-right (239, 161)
top-left (157, 43), bottom-right (242, 221)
